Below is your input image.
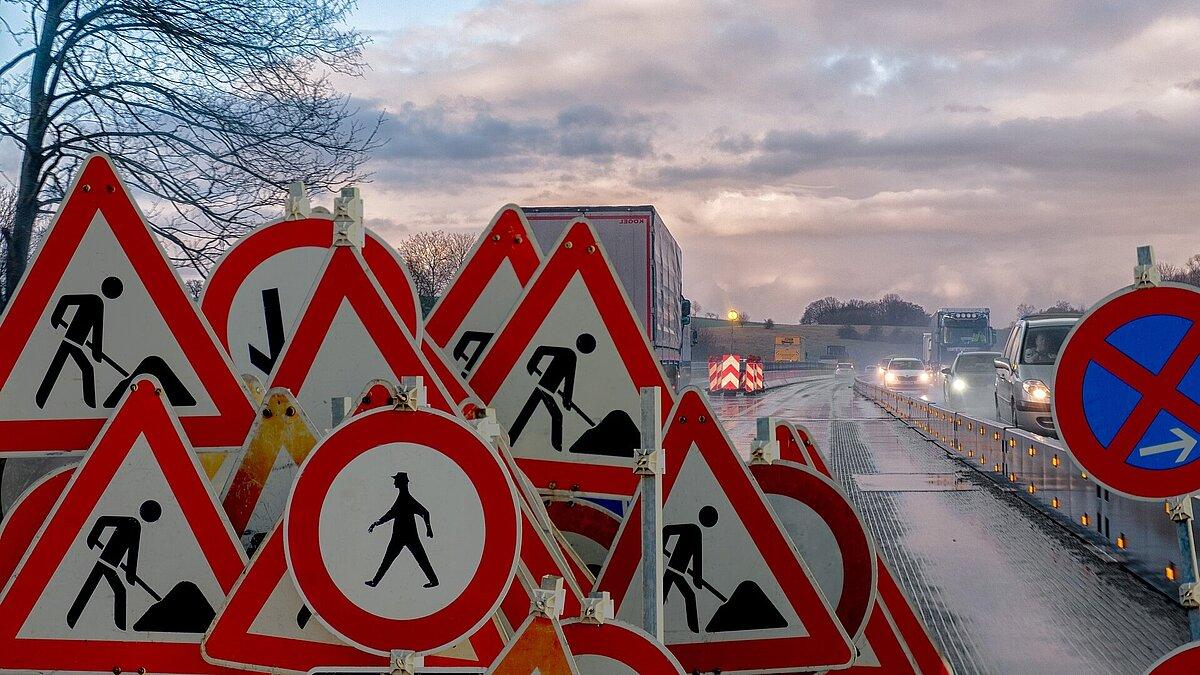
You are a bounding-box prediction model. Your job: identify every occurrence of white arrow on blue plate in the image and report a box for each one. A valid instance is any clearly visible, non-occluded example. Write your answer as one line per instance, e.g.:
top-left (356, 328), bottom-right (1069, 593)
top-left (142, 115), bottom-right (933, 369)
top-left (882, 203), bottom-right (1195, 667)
top-left (1138, 428), bottom-right (1198, 464)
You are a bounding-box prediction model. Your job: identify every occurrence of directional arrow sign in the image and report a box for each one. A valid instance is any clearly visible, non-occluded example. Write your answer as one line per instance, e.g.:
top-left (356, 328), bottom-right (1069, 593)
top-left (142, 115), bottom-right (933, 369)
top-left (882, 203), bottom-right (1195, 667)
top-left (1137, 427), bottom-right (1197, 464)
top-left (1054, 283), bottom-right (1200, 499)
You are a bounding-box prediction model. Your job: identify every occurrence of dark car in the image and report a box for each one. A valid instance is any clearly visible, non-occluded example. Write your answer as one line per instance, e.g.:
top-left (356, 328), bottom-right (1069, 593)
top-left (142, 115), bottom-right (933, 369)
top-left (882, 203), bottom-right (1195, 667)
top-left (941, 351), bottom-right (1001, 412)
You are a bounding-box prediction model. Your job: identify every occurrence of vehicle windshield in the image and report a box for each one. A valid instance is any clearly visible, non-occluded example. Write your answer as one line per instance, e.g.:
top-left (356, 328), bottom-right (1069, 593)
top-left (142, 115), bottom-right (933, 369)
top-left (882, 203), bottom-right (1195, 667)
top-left (1020, 325), bottom-right (1073, 365)
top-left (888, 359), bottom-right (922, 370)
top-left (955, 352), bottom-right (1001, 373)
top-left (941, 316), bottom-right (991, 348)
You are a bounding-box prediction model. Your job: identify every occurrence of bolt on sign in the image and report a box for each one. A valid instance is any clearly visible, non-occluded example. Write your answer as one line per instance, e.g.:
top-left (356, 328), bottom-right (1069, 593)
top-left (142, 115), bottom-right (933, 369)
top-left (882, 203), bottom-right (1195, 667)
top-left (285, 407), bottom-right (521, 656)
top-left (0, 154), bottom-right (254, 455)
top-left (426, 205), bottom-right (543, 379)
top-left (469, 220), bottom-right (674, 498)
top-left (0, 378), bottom-right (247, 674)
top-left (594, 388), bottom-right (853, 674)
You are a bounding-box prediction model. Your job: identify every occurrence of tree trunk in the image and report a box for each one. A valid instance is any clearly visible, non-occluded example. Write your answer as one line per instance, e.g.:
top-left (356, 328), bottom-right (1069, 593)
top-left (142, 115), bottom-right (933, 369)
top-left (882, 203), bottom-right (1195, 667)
top-left (4, 0), bottom-right (65, 304)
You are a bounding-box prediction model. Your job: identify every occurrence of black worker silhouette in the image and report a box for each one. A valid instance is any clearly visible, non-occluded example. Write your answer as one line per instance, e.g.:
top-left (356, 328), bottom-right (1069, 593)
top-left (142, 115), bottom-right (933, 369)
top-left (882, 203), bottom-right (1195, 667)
top-left (365, 472), bottom-right (439, 589)
top-left (36, 276), bottom-right (197, 409)
top-left (452, 330), bottom-right (493, 375)
top-left (37, 276), bottom-right (123, 409)
top-left (66, 499), bottom-right (215, 633)
top-left (663, 505), bottom-right (788, 634)
top-left (509, 333), bottom-right (640, 456)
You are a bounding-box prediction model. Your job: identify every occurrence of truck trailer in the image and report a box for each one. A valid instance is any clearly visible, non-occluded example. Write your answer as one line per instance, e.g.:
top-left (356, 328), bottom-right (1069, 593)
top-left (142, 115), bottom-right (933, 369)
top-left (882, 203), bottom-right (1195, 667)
top-left (521, 205), bottom-right (685, 385)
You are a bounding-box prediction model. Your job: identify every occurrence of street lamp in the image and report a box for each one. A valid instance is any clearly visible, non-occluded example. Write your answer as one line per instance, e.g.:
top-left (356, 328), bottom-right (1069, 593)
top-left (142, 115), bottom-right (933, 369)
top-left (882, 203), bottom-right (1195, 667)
top-left (726, 309), bottom-right (740, 353)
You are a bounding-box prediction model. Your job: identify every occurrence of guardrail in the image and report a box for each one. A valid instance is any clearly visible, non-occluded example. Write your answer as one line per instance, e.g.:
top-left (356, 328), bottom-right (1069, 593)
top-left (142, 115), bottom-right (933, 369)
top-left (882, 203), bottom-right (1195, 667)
top-left (854, 379), bottom-right (1182, 599)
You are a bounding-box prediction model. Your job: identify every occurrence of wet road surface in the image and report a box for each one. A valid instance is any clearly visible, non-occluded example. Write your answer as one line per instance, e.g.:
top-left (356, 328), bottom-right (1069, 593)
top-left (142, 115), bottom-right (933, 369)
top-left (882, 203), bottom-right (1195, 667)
top-left (713, 376), bottom-right (1188, 675)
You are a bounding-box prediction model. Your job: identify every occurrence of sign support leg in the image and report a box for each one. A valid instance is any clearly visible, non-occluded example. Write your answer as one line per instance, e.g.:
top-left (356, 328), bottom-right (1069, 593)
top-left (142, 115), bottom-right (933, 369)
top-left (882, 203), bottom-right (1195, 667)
top-left (635, 386), bottom-right (664, 642)
top-left (1171, 496), bottom-right (1200, 640)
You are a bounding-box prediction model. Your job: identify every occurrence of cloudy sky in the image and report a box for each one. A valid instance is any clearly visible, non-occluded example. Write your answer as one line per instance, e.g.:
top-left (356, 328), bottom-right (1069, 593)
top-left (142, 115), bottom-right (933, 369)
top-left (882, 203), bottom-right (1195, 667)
top-left (339, 0), bottom-right (1200, 324)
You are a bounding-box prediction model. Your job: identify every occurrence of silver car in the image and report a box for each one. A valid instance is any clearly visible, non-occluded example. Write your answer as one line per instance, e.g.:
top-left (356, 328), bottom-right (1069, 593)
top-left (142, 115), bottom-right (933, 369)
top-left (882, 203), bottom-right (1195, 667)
top-left (941, 351), bottom-right (1001, 412)
top-left (994, 313), bottom-right (1081, 435)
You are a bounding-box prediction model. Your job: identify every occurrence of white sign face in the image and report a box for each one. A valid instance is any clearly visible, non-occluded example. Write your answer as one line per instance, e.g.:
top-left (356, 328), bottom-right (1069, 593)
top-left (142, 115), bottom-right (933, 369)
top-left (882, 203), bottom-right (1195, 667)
top-left (316, 442), bottom-right (486, 620)
top-left (18, 434), bottom-right (226, 642)
top-left (762, 493), bottom-right (844, 608)
top-left (295, 299), bottom-right (415, 431)
top-left (226, 245), bottom-right (329, 379)
top-left (0, 214), bottom-right (216, 420)
top-left (615, 445), bottom-right (804, 645)
top-left (439, 259), bottom-right (522, 377)
top-left (487, 273), bottom-right (642, 466)
top-left (574, 654), bottom-right (635, 674)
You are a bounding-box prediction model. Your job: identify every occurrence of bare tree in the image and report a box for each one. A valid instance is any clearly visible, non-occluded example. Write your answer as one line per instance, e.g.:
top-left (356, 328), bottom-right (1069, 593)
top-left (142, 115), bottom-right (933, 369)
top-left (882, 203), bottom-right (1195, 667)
top-left (1159, 254), bottom-right (1200, 287)
top-left (183, 277), bottom-right (204, 301)
top-left (397, 230), bottom-right (476, 305)
top-left (0, 185), bottom-right (16, 307)
top-left (0, 0), bottom-right (382, 307)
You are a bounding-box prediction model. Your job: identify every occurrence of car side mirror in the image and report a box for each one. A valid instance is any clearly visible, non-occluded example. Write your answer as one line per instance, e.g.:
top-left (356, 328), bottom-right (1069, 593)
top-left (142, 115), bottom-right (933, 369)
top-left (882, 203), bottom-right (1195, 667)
top-left (994, 358), bottom-right (1011, 371)
top-left (940, 367), bottom-right (951, 375)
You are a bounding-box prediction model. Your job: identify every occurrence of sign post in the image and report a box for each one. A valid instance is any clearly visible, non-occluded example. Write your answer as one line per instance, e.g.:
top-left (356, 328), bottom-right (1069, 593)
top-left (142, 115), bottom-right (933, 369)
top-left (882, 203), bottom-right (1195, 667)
top-left (635, 386), bottom-right (664, 642)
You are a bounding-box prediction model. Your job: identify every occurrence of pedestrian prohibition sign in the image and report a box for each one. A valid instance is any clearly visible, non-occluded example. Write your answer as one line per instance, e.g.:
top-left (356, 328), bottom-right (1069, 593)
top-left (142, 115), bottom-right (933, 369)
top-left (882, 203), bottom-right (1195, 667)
top-left (284, 406), bottom-right (520, 656)
top-left (1054, 283), bottom-right (1200, 499)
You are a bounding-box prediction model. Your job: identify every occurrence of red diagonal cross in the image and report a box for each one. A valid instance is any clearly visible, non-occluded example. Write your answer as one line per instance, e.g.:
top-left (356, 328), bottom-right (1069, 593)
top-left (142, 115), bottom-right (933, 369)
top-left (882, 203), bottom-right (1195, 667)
top-left (1091, 324), bottom-right (1200, 459)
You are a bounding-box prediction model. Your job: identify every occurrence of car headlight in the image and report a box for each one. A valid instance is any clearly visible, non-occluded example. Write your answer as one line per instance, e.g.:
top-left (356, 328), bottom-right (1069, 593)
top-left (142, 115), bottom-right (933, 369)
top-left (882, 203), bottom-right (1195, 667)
top-left (919, 371), bottom-right (931, 383)
top-left (1022, 379), bottom-right (1051, 402)
top-left (952, 377), bottom-right (967, 392)
top-left (885, 372), bottom-right (897, 384)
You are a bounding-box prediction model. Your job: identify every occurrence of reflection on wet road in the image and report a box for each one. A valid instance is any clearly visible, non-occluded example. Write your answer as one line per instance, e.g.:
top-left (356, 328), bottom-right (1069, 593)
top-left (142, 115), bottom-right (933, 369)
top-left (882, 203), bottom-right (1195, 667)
top-left (712, 377), bottom-right (1188, 675)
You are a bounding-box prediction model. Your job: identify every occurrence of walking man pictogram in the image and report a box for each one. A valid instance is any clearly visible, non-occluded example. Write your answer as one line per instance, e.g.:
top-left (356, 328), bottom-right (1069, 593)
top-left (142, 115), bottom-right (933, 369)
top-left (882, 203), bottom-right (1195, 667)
top-left (67, 499), bottom-right (161, 630)
top-left (509, 333), bottom-right (596, 451)
top-left (663, 505), bottom-right (718, 634)
top-left (365, 472), bottom-right (439, 589)
top-left (37, 276), bottom-right (123, 409)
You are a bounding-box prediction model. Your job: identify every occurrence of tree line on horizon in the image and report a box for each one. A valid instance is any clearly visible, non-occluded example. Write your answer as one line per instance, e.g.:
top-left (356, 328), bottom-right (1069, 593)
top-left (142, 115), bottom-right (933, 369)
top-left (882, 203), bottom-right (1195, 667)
top-left (800, 294), bottom-right (932, 327)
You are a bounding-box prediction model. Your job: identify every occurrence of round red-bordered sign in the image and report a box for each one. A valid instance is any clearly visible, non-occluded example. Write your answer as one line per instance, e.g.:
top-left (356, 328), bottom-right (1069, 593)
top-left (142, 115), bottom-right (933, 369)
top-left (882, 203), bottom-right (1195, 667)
top-left (1054, 283), bottom-right (1200, 499)
top-left (1148, 640), bottom-right (1200, 674)
top-left (284, 407), bottom-right (520, 655)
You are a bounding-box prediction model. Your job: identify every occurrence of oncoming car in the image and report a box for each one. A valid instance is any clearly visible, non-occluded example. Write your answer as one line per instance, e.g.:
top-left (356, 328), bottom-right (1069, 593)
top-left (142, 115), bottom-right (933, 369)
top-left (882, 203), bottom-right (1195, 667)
top-left (941, 351), bottom-right (1001, 411)
top-left (994, 312), bottom-right (1081, 435)
top-left (835, 362), bottom-right (855, 379)
top-left (883, 358), bottom-right (930, 391)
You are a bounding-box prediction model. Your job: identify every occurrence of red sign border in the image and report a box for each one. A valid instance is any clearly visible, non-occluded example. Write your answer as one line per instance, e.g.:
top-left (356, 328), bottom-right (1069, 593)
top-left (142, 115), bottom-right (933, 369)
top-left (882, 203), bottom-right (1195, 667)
top-left (468, 220), bottom-right (674, 498)
top-left (0, 379), bottom-right (248, 673)
top-left (284, 407), bottom-right (520, 656)
top-left (560, 618), bottom-right (685, 674)
top-left (0, 154), bottom-right (254, 454)
top-left (1054, 283), bottom-right (1200, 499)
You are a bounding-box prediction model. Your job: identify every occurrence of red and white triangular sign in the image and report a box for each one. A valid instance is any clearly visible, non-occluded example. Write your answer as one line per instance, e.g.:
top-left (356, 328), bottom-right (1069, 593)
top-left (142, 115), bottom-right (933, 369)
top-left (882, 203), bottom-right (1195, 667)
top-left (0, 378), bottom-right (247, 674)
top-left (487, 612), bottom-right (581, 674)
top-left (202, 522), bottom-right (503, 674)
top-left (264, 245), bottom-right (457, 431)
top-left (0, 154), bottom-right (254, 454)
top-left (561, 618), bottom-right (685, 674)
top-left (0, 466), bottom-right (74, 583)
top-left (594, 388), bottom-right (853, 674)
top-left (201, 216), bottom-right (422, 380)
top-left (469, 221), bottom-right (673, 498)
top-left (785, 422), bottom-right (951, 674)
top-left (426, 205), bottom-right (542, 378)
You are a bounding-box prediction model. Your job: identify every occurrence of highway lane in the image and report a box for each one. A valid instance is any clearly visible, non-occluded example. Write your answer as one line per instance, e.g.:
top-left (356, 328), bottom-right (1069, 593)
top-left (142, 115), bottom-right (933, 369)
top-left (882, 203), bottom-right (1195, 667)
top-left (712, 376), bottom-right (1189, 675)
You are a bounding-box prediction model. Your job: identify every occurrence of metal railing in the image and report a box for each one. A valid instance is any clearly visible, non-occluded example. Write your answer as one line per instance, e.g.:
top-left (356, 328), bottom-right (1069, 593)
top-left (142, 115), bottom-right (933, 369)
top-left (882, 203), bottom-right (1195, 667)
top-left (854, 379), bottom-right (1182, 600)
